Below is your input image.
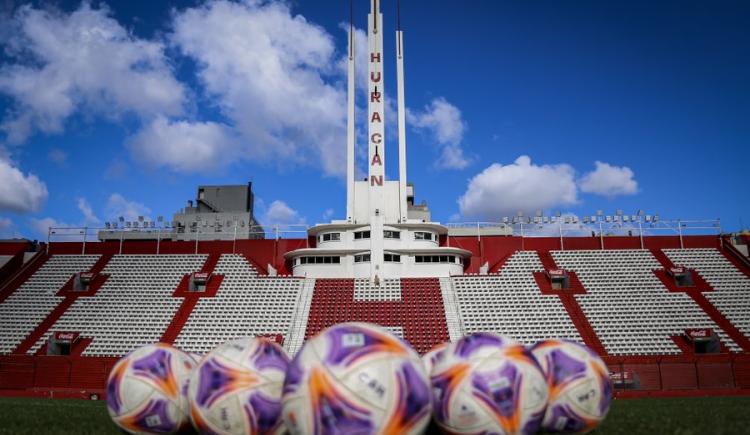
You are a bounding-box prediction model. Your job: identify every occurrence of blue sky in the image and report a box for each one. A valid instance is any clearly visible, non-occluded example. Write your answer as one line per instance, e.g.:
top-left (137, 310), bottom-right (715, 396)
top-left (0, 0), bottom-right (748, 240)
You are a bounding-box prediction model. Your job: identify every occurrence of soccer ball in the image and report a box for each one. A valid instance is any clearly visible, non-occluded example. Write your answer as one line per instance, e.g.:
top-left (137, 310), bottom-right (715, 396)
top-left (188, 337), bottom-right (290, 435)
top-left (422, 341), bottom-right (449, 376)
top-left (282, 322), bottom-right (431, 435)
top-left (431, 332), bottom-right (548, 434)
top-left (530, 339), bottom-right (612, 433)
top-left (106, 343), bottom-right (196, 434)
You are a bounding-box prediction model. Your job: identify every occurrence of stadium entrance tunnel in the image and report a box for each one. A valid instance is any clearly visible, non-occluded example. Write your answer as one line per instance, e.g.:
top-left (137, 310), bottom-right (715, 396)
top-left (686, 329), bottom-right (722, 354)
top-left (548, 269), bottom-right (570, 290)
top-left (189, 272), bottom-right (210, 292)
top-left (669, 267), bottom-right (694, 287)
top-left (533, 268), bottom-right (587, 295)
top-left (46, 332), bottom-right (80, 356)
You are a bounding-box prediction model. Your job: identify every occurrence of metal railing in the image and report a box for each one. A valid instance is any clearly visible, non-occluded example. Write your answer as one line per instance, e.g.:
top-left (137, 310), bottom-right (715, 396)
top-left (47, 218), bottom-right (723, 252)
top-left (47, 224), bottom-right (311, 255)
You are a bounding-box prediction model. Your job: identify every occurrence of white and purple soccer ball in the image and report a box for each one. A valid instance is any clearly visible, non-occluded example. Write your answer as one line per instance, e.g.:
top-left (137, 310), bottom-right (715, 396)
top-left (530, 339), bottom-right (613, 433)
top-left (282, 322), bottom-right (432, 435)
top-left (106, 343), bottom-right (196, 434)
top-left (430, 332), bottom-right (549, 435)
top-left (422, 341), bottom-right (449, 376)
top-left (187, 337), bottom-right (290, 435)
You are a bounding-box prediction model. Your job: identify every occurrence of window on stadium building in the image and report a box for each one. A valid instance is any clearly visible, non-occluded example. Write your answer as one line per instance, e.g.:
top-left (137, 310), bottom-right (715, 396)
top-left (354, 254), bottom-right (371, 263)
top-left (414, 255), bottom-right (458, 264)
top-left (354, 230), bottom-right (371, 240)
top-left (414, 231), bottom-right (433, 241)
top-left (384, 230), bottom-right (401, 239)
top-left (319, 232), bottom-right (341, 242)
top-left (298, 256), bottom-right (340, 265)
top-left (384, 253), bottom-right (401, 262)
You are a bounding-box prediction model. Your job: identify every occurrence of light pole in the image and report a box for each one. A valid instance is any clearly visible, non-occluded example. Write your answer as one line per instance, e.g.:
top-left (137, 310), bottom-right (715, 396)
top-left (233, 221), bottom-right (238, 254)
top-left (156, 216), bottom-right (164, 255)
top-left (637, 210), bottom-right (644, 249)
top-left (118, 217), bottom-right (125, 255)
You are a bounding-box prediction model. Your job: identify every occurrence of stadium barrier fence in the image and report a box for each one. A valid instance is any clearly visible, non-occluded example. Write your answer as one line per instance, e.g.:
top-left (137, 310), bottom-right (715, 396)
top-left (2, 353), bottom-right (750, 400)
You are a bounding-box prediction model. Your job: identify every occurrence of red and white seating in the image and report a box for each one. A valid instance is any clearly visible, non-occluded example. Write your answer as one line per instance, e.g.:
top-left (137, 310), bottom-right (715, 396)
top-left (552, 249), bottom-right (740, 355)
top-left (664, 248), bottom-right (750, 338)
top-left (305, 278), bottom-right (448, 354)
top-left (451, 251), bottom-right (582, 346)
top-left (0, 255), bottom-right (100, 354)
top-left (174, 254), bottom-right (303, 354)
top-left (30, 255), bottom-right (206, 356)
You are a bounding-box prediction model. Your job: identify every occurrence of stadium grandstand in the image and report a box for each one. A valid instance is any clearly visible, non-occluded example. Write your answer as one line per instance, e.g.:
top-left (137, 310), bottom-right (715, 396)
top-left (2, 0), bottom-right (750, 408)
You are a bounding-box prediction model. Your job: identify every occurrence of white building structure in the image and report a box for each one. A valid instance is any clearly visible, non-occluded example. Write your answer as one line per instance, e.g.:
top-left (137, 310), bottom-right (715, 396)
top-left (286, 0), bottom-right (471, 280)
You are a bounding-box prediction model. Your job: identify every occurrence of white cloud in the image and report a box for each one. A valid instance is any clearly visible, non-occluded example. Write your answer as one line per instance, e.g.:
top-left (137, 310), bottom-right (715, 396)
top-left (28, 217), bottom-right (72, 238)
top-left (579, 161), bottom-right (638, 198)
top-left (0, 159), bottom-right (48, 213)
top-left (0, 217), bottom-right (14, 238)
top-left (0, 3), bottom-right (184, 144)
top-left (105, 193), bottom-right (151, 221)
top-left (171, 0), bottom-right (347, 176)
top-left (263, 200), bottom-right (306, 226)
top-left (322, 208), bottom-right (334, 220)
top-left (438, 144), bottom-right (472, 171)
top-left (458, 155), bottom-right (578, 220)
top-left (48, 148), bottom-right (67, 166)
top-left (407, 97), bottom-right (470, 169)
top-left (104, 158), bottom-right (128, 180)
top-left (128, 117), bottom-right (236, 173)
top-left (77, 197), bottom-right (99, 224)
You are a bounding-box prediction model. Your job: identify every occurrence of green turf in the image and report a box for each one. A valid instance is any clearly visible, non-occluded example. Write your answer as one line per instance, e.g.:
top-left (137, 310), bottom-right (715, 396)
top-left (0, 395), bottom-right (749, 434)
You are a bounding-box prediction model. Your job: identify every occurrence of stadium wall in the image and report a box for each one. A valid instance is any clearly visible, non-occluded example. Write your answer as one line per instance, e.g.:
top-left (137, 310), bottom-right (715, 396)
top-left (605, 354), bottom-right (750, 398)
top-left (0, 241), bottom-right (32, 255)
top-left (45, 234), bottom-right (721, 275)
top-left (47, 239), bottom-right (307, 275)
top-left (3, 353), bottom-right (750, 400)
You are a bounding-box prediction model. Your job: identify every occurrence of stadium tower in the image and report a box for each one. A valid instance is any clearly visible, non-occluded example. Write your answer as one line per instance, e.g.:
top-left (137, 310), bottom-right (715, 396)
top-left (286, 0), bottom-right (471, 281)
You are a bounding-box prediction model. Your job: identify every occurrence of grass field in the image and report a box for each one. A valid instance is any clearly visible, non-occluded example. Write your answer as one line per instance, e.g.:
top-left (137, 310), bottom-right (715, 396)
top-left (0, 395), bottom-right (749, 434)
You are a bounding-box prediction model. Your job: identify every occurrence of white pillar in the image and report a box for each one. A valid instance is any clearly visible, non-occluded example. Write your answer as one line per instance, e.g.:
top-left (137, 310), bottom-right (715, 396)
top-left (368, 0), bottom-right (385, 282)
top-left (396, 30), bottom-right (408, 223)
top-left (346, 22), bottom-right (356, 222)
